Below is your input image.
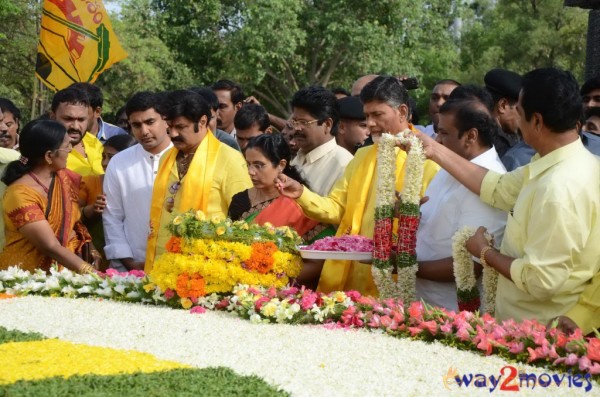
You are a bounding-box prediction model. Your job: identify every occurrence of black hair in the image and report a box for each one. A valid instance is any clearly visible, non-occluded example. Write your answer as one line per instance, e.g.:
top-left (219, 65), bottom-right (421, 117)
top-left (586, 106), bottom-right (600, 119)
top-left (245, 133), bottom-right (310, 188)
top-left (234, 104), bottom-right (270, 131)
top-left (449, 84), bottom-right (495, 113)
top-left (290, 86), bottom-right (339, 133)
top-left (360, 75), bottom-right (410, 109)
top-left (69, 82), bottom-right (103, 109)
top-left (2, 120), bottom-right (66, 185)
top-left (125, 91), bottom-right (161, 117)
top-left (51, 87), bottom-right (90, 112)
top-left (581, 76), bottom-right (600, 96)
top-left (160, 90), bottom-right (211, 126)
top-left (522, 68), bottom-right (581, 133)
top-left (0, 98), bottom-right (21, 122)
top-left (188, 87), bottom-right (219, 111)
top-left (104, 134), bottom-right (138, 152)
top-left (211, 79), bottom-right (245, 104)
top-left (439, 99), bottom-right (497, 148)
top-left (115, 106), bottom-right (126, 119)
top-left (408, 97), bottom-right (420, 125)
top-left (331, 87), bottom-right (351, 97)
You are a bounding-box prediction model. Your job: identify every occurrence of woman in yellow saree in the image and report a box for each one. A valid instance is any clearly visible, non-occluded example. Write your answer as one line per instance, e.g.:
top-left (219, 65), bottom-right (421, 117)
top-left (228, 134), bottom-right (334, 288)
top-left (0, 120), bottom-right (99, 274)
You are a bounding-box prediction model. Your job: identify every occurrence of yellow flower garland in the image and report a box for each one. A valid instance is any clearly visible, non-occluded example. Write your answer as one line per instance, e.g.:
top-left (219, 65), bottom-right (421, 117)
top-left (151, 238), bottom-right (302, 296)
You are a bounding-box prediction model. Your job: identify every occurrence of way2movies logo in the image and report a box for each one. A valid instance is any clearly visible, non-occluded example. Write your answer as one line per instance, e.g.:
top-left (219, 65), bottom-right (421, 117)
top-left (442, 365), bottom-right (594, 392)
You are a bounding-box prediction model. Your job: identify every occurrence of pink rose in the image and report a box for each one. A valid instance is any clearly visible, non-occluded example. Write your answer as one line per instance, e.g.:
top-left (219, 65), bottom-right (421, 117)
top-left (586, 338), bottom-right (600, 362)
top-left (190, 306), bottom-right (206, 314)
top-left (164, 288), bottom-right (175, 300)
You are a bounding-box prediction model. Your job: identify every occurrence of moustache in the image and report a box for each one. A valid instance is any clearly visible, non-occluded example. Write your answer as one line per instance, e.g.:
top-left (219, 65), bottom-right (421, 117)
top-left (171, 136), bottom-right (184, 143)
top-left (67, 129), bottom-right (82, 135)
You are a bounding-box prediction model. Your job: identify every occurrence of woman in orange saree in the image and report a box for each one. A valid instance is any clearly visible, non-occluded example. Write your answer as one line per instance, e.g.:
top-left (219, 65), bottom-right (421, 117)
top-left (228, 134), bottom-right (334, 288)
top-left (0, 120), bottom-right (99, 273)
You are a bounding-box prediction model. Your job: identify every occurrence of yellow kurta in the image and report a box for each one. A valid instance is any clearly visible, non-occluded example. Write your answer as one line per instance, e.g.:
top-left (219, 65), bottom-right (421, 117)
top-left (145, 133), bottom-right (252, 272)
top-left (481, 139), bottom-right (600, 324)
top-left (67, 133), bottom-right (104, 177)
top-left (297, 143), bottom-right (440, 297)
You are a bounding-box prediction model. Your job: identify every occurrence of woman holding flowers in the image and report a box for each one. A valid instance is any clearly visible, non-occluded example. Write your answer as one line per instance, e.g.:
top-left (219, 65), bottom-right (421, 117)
top-left (0, 120), bottom-right (99, 274)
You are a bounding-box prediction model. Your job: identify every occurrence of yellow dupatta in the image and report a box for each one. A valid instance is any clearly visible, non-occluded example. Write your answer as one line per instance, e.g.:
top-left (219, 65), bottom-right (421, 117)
top-left (145, 132), bottom-right (220, 271)
top-left (317, 125), bottom-right (439, 296)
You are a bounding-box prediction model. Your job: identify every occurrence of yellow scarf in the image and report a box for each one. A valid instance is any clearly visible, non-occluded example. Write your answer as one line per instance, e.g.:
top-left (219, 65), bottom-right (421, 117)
top-left (145, 132), bottom-right (220, 270)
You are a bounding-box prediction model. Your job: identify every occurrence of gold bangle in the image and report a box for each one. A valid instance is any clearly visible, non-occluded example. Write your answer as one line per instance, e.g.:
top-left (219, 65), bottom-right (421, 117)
top-left (480, 246), bottom-right (494, 267)
top-left (79, 263), bottom-right (95, 274)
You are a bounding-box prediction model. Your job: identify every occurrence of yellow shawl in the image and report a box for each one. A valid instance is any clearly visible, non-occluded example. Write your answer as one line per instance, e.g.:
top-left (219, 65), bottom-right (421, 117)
top-left (145, 133), bottom-right (220, 271)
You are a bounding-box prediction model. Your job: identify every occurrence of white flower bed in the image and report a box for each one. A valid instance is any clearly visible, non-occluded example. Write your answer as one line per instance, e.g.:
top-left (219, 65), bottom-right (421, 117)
top-left (0, 296), bottom-right (594, 396)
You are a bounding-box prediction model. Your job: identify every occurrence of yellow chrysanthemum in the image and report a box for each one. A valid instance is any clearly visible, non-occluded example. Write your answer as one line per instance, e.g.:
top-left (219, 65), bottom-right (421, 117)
top-left (172, 216), bottom-right (184, 225)
top-left (195, 210), bottom-right (206, 221)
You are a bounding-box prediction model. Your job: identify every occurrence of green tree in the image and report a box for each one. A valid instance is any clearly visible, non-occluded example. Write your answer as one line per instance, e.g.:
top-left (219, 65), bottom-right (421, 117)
top-left (0, 0), bottom-right (42, 118)
top-left (147, 0), bottom-right (464, 116)
top-left (96, 0), bottom-right (195, 116)
top-left (459, 0), bottom-right (588, 84)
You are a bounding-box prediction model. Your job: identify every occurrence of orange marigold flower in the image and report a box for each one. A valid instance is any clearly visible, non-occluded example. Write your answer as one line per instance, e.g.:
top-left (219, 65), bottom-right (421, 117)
top-left (166, 236), bottom-right (183, 253)
top-left (245, 242), bottom-right (277, 274)
top-left (175, 272), bottom-right (206, 299)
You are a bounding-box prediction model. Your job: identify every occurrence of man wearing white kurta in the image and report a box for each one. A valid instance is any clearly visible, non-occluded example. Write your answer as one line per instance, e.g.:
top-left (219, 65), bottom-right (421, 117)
top-left (103, 92), bottom-right (172, 271)
top-left (415, 99), bottom-right (507, 312)
top-left (289, 87), bottom-right (353, 195)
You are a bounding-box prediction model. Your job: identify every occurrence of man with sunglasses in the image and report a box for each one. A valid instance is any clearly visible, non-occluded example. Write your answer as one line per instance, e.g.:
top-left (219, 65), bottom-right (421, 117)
top-left (289, 87), bottom-right (353, 196)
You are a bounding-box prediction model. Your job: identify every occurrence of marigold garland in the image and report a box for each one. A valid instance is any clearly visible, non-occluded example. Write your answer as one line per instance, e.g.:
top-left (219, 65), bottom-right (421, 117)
top-left (152, 212), bottom-right (302, 298)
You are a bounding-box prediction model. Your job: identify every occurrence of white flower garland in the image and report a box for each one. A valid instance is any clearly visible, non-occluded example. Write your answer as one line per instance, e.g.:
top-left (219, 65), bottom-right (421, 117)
top-left (372, 131), bottom-right (424, 303)
top-left (452, 227), bottom-right (478, 293)
top-left (451, 227), bottom-right (498, 314)
top-left (395, 131), bottom-right (426, 207)
top-left (375, 134), bottom-right (397, 208)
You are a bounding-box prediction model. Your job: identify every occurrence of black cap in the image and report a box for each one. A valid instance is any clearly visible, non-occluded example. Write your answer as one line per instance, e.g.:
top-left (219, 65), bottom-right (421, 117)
top-left (484, 69), bottom-right (522, 101)
top-left (338, 96), bottom-right (365, 120)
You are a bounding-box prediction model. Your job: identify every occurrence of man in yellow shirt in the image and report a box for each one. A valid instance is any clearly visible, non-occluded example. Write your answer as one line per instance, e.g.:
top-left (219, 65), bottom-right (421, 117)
top-left (50, 87), bottom-right (104, 176)
top-left (145, 90), bottom-right (252, 272)
top-left (278, 76), bottom-right (440, 297)
top-left (403, 68), bottom-right (600, 325)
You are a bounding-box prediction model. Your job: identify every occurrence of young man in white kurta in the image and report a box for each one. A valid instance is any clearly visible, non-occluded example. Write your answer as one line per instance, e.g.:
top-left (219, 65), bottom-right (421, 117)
top-left (103, 92), bottom-right (172, 271)
top-left (415, 99), bottom-right (507, 311)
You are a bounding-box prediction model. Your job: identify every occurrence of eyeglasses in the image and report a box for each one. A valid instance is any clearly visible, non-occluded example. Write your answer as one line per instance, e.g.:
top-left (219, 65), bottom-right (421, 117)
top-left (247, 163), bottom-right (268, 172)
top-left (289, 119), bottom-right (320, 128)
top-left (55, 147), bottom-right (72, 154)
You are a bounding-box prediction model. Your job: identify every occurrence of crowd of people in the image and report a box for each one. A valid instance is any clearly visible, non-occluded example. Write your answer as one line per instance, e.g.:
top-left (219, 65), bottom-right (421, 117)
top-left (0, 68), bottom-right (599, 336)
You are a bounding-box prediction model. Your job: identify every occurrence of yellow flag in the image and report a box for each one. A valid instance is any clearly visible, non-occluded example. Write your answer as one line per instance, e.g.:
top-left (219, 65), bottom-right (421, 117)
top-left (36, 0), bottom-right (128, 91)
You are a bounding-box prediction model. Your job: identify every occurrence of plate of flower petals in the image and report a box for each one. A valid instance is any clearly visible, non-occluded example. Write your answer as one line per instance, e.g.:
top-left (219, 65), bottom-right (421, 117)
top-left (298, 236), bottom-right (373, 261)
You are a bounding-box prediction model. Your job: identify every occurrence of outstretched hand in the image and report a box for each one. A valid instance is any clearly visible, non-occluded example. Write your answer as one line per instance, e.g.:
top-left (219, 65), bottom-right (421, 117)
top-left (395, 129), bottom-right (437, 160)
top-left (274, 174), bottom-right (304, 199)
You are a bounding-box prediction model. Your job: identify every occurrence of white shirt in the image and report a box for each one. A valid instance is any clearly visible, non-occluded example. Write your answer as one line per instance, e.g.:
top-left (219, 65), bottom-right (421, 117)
top-left (415, 147), bottom-right (507, 311)
top-left (291, 138), bottom-right (353, 195)
top-left (102, 143), bottom-right (172, 271)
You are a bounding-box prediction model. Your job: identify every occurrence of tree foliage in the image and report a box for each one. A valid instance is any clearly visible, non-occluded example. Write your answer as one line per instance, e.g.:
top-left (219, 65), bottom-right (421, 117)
top-left (0, 0), bottom-right (591, 120)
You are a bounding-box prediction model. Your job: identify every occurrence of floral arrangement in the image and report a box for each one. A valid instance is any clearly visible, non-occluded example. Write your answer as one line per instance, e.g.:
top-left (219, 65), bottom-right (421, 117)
top-left (372, 131), bottom-right (425, 302)
top-left (452, 227), bottom-right (498, 314)
top-left (303, 235), bottom-right (373, 252)
top-left (151, 210), bottom-right (303, 301)
top-left (1, 266), bottom-right (599, 378)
